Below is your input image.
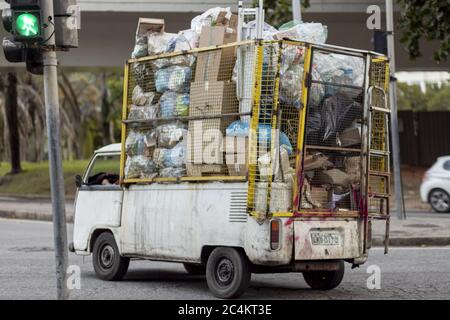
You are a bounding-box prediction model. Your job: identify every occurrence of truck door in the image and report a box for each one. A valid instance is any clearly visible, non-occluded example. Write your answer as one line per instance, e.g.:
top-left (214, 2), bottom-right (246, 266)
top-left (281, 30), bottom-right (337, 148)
top-left (73, 153), bottom-right (123, 252)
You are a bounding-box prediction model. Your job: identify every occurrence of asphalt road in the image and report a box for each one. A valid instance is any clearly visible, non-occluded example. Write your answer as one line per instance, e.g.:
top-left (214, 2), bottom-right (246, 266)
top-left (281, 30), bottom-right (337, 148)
top-left (0, 218), bottom-right (449, 300)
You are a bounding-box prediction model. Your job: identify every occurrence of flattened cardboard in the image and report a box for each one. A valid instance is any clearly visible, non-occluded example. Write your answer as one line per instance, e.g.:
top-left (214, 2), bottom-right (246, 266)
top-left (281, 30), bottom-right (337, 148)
top-left (195, 26), bottom-right (237, 82)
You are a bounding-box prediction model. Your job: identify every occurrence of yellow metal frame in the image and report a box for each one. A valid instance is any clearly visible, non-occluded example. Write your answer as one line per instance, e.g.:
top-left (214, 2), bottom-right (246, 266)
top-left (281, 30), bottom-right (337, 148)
top-left (293, 44), bottom-right (312, 211)
top-left (119, 64), bottom-right (129, 184)
top-left (246, 42), bottom-right (265, 213)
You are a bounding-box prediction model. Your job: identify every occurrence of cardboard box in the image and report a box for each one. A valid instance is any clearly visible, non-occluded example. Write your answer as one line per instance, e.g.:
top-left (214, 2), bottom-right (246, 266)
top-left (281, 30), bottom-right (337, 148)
top-left (316, 169), bottom-right (351, 187)
top-left (225, 136), bottom-right (248, 176)
top-left (136, 18), bottom-right (165, 35)
top-left (301, 181), bottom-right (331, 209)
top-left (195, 26), bottom-right (237, 82)
top-left (186, 81), bottom-right (239, 167)
top-left (186, 163), bottom-right (223, 177)
top-left (338, 126), bottom-right (361, 147)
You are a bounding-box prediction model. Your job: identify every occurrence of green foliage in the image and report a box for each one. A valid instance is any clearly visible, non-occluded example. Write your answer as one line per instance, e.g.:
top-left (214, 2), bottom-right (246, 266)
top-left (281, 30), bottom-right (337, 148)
top-left (397, 0), bottom-right (450, 62)
top-left (397, 81), bottom-right (450, 111)
top-left (258, 0), bottom-right (310, 27)
top-left (0, 160), bottom-right (89, 198)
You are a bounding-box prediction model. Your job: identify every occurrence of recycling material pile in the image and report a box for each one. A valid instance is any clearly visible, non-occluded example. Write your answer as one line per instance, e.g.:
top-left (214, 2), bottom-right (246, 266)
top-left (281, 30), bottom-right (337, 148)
top-left (124, 6), bottom-right (367, 212)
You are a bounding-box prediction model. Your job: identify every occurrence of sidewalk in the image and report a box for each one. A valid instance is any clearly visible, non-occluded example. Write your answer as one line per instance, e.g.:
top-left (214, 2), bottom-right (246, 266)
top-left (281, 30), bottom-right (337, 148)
top-left (0, 196), bottom-right (74, 223)
top-left (0, 196), bottom-right (448, 246)
top-left (372, 213), bottom-right (450, 247)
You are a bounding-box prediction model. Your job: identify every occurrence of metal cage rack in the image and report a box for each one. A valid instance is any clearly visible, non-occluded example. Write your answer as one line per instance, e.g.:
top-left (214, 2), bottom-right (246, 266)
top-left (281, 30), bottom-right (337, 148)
top-left (119, 39), bottom-right (391, 223)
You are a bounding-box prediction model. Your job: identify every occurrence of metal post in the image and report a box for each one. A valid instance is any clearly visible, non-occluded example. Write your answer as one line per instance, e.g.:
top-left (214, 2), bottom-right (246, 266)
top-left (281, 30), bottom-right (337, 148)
top-left (385, 0), bottom-right (406, 220)
top-left (292, 0), bottom-right (302, 22)
top-left (42, 0), bottom-right (70, 299)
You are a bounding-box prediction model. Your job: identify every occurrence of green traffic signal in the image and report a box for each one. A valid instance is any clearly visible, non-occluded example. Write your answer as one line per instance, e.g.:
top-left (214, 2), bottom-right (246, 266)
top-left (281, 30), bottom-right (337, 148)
top-left (15, 12), bottom-right (40, 37)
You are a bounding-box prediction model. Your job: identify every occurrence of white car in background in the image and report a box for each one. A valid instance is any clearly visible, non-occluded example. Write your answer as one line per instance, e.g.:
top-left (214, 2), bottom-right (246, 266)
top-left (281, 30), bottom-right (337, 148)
top-left (420, 156), bottom-right (450, 213)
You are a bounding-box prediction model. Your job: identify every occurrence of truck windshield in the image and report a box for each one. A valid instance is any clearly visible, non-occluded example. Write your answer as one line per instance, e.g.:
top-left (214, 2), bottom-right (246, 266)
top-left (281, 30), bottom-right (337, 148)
top-left (86, 154), bottom-right (120, 185)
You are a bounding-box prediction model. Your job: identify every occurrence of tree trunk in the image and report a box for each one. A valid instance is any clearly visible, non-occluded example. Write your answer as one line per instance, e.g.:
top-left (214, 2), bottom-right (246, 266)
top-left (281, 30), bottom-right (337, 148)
top-left (5, 73), bottom-right (21, 174)
top-left (100, 72), bottom-right (111, 146)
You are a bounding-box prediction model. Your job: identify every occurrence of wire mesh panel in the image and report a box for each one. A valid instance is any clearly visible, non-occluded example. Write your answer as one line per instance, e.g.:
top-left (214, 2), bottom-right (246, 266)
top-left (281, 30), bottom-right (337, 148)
top-left (299, 48), bottom-right (366, 213)
top-left (120, 42), bottom-right (254, 183)
top-left (367, 57), bottom-right (390, 217)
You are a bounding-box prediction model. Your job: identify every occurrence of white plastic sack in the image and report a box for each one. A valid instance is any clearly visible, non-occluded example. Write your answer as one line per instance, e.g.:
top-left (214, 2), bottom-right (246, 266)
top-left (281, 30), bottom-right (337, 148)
top-left (147, 31), bottom-right (177, 56)
top-left (191, 7), bottom-right (233, 34)
top-left (275, 22), bottom-right (328, 44)
top-left (156, 121), bottom-right (187, 148)
top-left (131, 85), bottom-right (155, 106)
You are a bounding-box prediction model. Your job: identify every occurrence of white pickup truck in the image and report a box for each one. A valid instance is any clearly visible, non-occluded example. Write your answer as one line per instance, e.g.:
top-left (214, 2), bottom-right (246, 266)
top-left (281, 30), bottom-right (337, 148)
top-left (70, 143), bottom-right (370, 299)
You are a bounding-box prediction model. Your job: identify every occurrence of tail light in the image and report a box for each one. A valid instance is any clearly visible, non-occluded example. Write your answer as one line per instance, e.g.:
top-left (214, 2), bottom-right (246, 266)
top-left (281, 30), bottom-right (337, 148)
top-left (270, 220), bottom-right (280, 250)
top-left (422, 172), bottom-right (430, 182)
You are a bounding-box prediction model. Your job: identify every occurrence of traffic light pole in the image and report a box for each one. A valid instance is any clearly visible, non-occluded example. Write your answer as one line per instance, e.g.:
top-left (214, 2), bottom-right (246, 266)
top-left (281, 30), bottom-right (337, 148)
top-left (386, 0), bottom-right (406, 220)
top-left (41, 0), bottom-right (70, 299)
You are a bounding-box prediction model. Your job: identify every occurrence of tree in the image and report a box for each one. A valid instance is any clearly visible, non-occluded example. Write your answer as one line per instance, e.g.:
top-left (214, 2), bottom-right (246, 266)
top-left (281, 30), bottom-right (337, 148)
top-left (397, 0), bottom-right (449, 62)
top-left (261, 0), bottom-right (310, 27)
top-left (3, 73), bottom-right (22, 174)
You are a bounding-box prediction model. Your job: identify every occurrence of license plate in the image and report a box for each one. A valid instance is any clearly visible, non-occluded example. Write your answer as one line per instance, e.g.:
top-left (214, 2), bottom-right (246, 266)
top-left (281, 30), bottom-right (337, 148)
top-left (310, 231), bottom-right (341, 246)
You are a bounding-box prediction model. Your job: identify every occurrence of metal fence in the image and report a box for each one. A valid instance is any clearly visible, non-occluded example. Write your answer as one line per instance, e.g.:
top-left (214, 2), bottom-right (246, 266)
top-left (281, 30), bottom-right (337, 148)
top-left (399, 111), bottom-right (450, 166)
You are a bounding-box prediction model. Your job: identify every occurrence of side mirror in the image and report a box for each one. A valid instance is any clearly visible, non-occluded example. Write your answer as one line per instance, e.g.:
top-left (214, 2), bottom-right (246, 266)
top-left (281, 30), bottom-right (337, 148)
top-left (75, 175), bottom-right (83, 188)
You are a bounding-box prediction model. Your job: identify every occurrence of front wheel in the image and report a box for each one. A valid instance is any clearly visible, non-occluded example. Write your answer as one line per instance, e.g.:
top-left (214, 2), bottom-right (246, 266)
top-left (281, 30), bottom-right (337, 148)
top-left (429, 189), bottom-right (450, 213)
top-left (92, 232), bottom-right (129, 281)
top-left (206, 247), bottom-right (251, 299)
top-left (302, 260), bottom-right (345, 290)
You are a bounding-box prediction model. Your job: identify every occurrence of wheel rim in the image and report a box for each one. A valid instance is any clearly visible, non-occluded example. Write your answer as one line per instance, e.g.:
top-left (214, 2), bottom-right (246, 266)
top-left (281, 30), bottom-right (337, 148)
top-left (431, 191), bottom-right (449, 211)
top-left (215, 258), bottom-right (234, 287)
top-left (99, 244), bottom-right (115, 269)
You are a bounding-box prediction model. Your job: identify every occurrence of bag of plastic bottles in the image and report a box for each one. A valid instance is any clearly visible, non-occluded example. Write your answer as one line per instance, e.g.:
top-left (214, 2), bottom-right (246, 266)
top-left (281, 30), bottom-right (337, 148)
top-left (155, 66), bottom-right (192, 93)
top-left (124, 155), bottom-right (158, 179)
top-left (156, 121), bottom-right (187, 148)
top-left (159, 91), bottom-right (190, 118)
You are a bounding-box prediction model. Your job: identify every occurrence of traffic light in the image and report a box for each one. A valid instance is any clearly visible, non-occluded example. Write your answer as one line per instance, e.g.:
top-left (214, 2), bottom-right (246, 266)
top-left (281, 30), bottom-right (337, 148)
top-left (2, 0), bottom-right (43, 73)
top-left (3, 0), bottom-right (43, 42)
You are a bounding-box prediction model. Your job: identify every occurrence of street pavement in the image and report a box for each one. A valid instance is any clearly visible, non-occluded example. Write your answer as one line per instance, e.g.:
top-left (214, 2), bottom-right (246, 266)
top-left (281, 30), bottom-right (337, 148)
top-left (0, 218), bottom-right (449, 300)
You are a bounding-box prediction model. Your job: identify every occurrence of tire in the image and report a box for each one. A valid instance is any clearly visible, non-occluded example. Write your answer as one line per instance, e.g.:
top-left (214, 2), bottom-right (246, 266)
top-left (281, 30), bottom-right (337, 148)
top-left (206, 247), bottom-right (251, 299)
top-left (429, 189), bottom-right (450, 213)
top-left (183, 263), bottom-right (206, 275)
top-left (303, 260), bottom-right (345, 290)
top-left (92, 232), bottom-right (129, 281)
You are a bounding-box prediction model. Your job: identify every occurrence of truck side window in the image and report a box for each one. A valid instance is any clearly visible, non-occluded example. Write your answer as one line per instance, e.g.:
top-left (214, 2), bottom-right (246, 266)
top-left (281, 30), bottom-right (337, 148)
top-left (444, 160), bottom-right (450, 171)
top-left (86, 155), bottom-right (120, 185)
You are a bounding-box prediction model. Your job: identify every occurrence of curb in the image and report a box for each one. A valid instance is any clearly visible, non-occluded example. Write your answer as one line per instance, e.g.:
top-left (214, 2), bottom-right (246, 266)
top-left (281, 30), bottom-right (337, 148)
top-left (0, 210), bottom-right (73, 223)
top-left (1, 211), bottom-right (449, 247)
top-left (372, 237), bottom-right (450, 247)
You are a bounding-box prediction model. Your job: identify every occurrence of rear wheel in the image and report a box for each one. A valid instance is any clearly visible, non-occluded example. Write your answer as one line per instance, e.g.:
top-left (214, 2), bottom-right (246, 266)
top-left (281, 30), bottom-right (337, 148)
top-left (92, 232), bottom-right (129, 281)
top-left (183, 263), bottom-right (206, 275)
top-left (303, 260), bottom-right (345, 290)
top-left (429, 189), bottom-right (450, 213)
top-left (206, 247), bottom-right (251, 299)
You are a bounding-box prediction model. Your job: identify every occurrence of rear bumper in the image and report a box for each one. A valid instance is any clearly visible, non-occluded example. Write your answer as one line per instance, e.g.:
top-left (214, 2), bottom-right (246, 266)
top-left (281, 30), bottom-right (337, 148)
top-left (294, 219), bottom-right (361, 261)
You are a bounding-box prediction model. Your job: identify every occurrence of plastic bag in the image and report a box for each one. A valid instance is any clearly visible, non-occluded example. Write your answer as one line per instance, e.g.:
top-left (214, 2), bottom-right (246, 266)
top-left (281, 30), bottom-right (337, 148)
top-left (125, 130), bottom-right (156, 157)
top-left (155, 66), bottom-right (192, 93)
top-left (156, 121), bottom-right (187, 148)
top-left (127, 104), bottom-right (159, 121)
top-left (153, 141), bottom-right (186, 168)
top-left (131, 34), bottom-right (148, 59)
top-left (132, 85), bottom-right (155, 106)
top-left (275, 21), bottom-right (328, 44)
top-left (159, 167), bottom-right (186, 178)
top-left (226, 121), bottom-right (293, 155)
top-left (321, 95), bottom-right (362, 142)
top-left (159, 91), bottom-right (190, 118)
top-left (314, 52), bottom-right (365, 95)
top-left (191, 7), bottom-right (233, 34)
top-left (125, 155), bottom-right (157, 179)
top-left (244, 20), bottom-right (278, 40)
top-left (147, 31), bottom-right (177, 55)
top-left (226, 120), bottom-right (249, 137)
